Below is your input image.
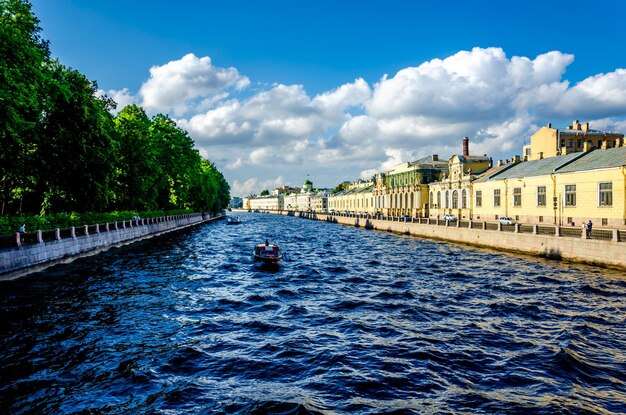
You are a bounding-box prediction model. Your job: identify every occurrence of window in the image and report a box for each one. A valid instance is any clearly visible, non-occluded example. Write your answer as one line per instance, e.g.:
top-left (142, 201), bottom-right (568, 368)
top-left (599, 182), bottom-right (613, 206)
top-left (560, 139), bottom-right (565, 148)
top-left (539, 216), bottom-right (543, 223)
top-left (537, 186), bottom-right (546, 207)
top-left (577, 139), bottom-right (583, 148)
top-left (569, 139), bottom-right (574, 147)
top-left (525, 148), bottom-right (531, 156)
top-left (602, 218), bottom-right (608, 226)
top-left (513, 187), bottom-right (522, 207)
top-left (565, 185), bottom-right (576, 207)
top-left (445, 191), bottom-right (450, 209)
top-left (494, 189), bottom-right (501, 207)
top-left (475, 190), bottom-right (482, 207)
top-left (429, 192), bottom-right (433, 208)
top-left (462, 189), bottom-right (467, 209)
top-left (452, 190), bottom-right (458, 209)
top-left (437, 191), bottom-right (441, 208)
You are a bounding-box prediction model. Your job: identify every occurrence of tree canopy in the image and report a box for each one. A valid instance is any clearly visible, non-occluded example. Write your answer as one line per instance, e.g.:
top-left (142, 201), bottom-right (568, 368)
top-left (0, 0), bottom-right (230, 216)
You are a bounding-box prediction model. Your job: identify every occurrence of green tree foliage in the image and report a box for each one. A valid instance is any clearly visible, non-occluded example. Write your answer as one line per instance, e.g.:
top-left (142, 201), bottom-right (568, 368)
top-left (0, 0), bottom-right (231, 218)
top-left (260, 189), bottom-right (270, 196)
top-left (39, 63), bottom-right (118, 213)
top-left (331, 182), bottom-right (349, 194)
top-left (114, 105), bottom-right (158, 210)
top-left (0, 0), bottom-right (49, 215)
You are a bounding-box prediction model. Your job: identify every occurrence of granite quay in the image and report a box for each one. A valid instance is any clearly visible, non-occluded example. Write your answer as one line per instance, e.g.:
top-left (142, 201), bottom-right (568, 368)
top-left (0, 213), bottom-right (222, 281)
top-left (238, 209), bottom-right (626, 270)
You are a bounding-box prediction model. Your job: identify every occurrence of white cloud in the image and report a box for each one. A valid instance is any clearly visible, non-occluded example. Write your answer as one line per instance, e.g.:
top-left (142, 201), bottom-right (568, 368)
top-left (107, 49), bottom-right (626, 191)
top-left (226, 157), bottom-right (243, 170)
top-left (231, 176), bottom-right (285, 196)
top-left (139, 53), bottom-right (248, 116)
top-left (556, 69), bottom-right (626, 117)
top-left (97, 88), bottom-right (136, 113)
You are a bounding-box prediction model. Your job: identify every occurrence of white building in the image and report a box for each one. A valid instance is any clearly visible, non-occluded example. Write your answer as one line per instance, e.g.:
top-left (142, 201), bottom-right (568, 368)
top-left (248, 195), bottom-right (283, 211)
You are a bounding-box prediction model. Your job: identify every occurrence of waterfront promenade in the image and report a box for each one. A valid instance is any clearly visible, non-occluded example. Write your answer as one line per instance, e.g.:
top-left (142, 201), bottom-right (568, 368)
top-left (0, 213), bottom-right (222, 281)
top-left (236, 209), bottom-right (626, 270)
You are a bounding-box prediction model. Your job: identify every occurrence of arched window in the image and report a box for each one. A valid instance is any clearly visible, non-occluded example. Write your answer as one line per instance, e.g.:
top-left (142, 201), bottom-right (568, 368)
top-left (437, 191), bottom-right (441, 208)
top-left (452, 190), bottom-right (458, 209)
top-left (430, 192), bottom-right (433, 208)
top-left (462, 189), bottom-right (467, 208)
top-left (445, 191), bottom-right (450, 209)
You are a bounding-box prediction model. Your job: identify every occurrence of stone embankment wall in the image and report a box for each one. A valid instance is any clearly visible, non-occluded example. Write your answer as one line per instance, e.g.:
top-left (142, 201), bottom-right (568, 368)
top-left (0, 213), bottom-right (220, 281)
top-left (243, 210), bottom-right (626, 270)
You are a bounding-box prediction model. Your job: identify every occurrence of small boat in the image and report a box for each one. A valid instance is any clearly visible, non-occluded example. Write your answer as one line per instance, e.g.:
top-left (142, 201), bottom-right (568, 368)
top-left (253, 242), bottom-right (282, 266)
top-left (226, 217), bottom-right (242, 225)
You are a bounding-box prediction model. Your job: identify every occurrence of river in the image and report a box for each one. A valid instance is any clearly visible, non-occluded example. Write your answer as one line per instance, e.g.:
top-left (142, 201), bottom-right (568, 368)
top-left (1, 212), bottom-right (625, 414)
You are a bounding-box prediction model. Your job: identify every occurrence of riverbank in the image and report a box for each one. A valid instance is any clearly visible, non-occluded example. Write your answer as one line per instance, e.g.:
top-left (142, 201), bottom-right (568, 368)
top-left (0, 213), bottom-right (223, 281)
top-left (236, 209), bottom-right (626, 270)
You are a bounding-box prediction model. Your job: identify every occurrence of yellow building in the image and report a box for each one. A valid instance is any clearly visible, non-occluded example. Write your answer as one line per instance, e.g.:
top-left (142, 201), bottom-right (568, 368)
top-left (328, 180), bottom-right (374, 213)
top-left (471, 146), bottom-right (626, 228)
top-left (373, 155), bottom-right (448, 217)
top-left (523, 120), bottom-right (624, 161)
top-left (427, 137), bottom-right (492, 220)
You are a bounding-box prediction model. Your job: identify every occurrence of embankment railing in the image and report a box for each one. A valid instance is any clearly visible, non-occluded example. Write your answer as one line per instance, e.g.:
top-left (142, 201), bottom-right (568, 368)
top-left (1, 213), bottom-right (212, 250)
top-left (260, 209), bottom-right (624, 243)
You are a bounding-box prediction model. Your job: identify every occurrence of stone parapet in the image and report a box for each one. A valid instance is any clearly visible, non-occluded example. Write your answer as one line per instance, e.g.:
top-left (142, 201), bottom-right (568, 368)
top-left (0, 213), bottom-right (220, 281)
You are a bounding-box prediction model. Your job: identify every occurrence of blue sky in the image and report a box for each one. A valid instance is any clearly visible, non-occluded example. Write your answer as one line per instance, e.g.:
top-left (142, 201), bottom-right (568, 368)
top-left (32, 0), bottom-right (626, 196)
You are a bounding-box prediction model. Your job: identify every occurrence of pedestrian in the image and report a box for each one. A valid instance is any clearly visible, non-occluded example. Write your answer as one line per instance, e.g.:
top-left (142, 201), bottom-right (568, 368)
top-left (582, 221), bottom-right (587, 238)
top-left (18, 224), bottom-right (26, 244)
top-left (587, 220), bottom-right (593, 239)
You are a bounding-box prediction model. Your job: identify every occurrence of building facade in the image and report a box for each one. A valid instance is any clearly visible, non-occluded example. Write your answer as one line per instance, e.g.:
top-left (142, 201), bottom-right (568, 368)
top-left (523, 120), bottom-right (624, 161)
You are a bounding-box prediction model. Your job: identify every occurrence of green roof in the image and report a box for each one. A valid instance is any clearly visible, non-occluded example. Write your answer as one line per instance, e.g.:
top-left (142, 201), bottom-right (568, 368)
top-left (556, 147), bottom-right (626, 173)
top-left (476, 152), bottom-right (583, 181)
top-left (474, 148), bottom-right (626, 182)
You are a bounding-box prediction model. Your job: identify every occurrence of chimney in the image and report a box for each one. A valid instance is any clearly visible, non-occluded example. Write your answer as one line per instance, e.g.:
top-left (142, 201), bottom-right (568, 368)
top-left (538, 152), bottom-right (544, 160)
top-left (497, 160), bottom-right (503, 167)
top-left (561, 147), bottom-right (568, 155)
top-left (489, 157), bottom-right (493, 168)
top-left (462, 136), bottom-right (469, 157)
top-left (432, 154), bottom-right (438, 161)
top-left (547, 122), bottom-right (552, 128)
top-left (513, 155), bottom-right (521, 163)
top-left (583, 122), bottom-right (590, 132)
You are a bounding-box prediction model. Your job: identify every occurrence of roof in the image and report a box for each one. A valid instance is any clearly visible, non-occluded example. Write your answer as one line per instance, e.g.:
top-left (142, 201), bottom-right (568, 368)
top-left (455, 155), bottom-right (490, 163)
top-left (476, 152), bottom-right (583, 181)
top-left (332, 185), bottom-right (373, 196)
top-left (558, 129), bottom-right (623, 136)
top-left (556, 147), bottom-right (626, 173)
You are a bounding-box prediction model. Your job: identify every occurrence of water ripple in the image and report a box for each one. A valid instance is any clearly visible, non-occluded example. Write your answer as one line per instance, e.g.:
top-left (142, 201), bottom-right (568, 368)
top-left (1, 212), bottom-right (626, 414)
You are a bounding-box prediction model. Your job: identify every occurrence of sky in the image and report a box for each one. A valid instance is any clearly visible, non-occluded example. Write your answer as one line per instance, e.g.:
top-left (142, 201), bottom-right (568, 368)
top-left (31, 0), bottom-right (626, 197)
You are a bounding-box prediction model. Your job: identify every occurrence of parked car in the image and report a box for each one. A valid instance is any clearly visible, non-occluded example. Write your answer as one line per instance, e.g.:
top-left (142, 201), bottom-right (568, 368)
top-left (499, 217), bottom-right (514, 225)
top-left (443, 214), bottom-right (457, 221)
top-left (400, 214), bottom-right (411, 221)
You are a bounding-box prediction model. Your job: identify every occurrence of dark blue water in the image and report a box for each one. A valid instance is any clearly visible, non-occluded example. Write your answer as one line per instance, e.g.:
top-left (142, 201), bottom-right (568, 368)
top-left (1, 213), bottom-right (626, 415)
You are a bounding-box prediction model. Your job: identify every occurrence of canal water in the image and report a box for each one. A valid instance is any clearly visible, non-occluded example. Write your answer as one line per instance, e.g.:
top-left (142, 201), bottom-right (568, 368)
top-left (1, 213), bottom-right (625, 414)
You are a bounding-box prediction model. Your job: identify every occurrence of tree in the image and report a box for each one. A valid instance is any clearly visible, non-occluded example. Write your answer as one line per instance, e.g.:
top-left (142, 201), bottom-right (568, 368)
top-left (150, 114), bottom-right (201, 209)
top-left (0, 0), bottom-right (50, 214)
top-left (331, 182), bottom-right (349, 194)
top-left (260, 189), bottom-right (270, 196)
top-left (113, 105), bottom-right (158, 210)
top-left (38, 63), bottom-right (117, 213)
